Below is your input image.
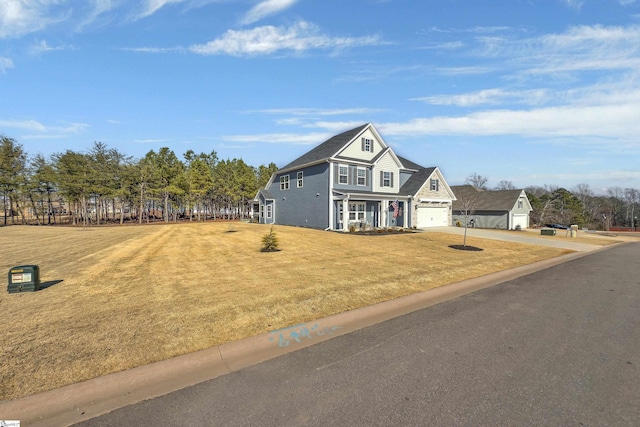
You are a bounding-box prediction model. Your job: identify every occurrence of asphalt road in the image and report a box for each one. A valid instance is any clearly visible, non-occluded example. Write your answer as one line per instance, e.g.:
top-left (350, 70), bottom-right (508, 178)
top-left (77, 243), bottom-right (640, 426)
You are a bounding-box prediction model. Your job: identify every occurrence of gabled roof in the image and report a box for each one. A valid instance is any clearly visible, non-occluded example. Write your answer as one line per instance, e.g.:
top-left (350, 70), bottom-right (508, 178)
top-left (451, 185), bottom-right (528, 211)
top-left (254, 188), bottom-right (274, 201)
top-left (397, 155), bottom-right (424, 171)
top-left (280, 123), bottom-right (369, 171)
top-left (399, 167), bottom-right (436, 195)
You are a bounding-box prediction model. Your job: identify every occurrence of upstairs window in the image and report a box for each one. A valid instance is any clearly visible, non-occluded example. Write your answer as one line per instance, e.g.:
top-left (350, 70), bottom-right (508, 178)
top-left (280, 175), bottom-right (290, 190)
top-left (357, 168), bottom-right (366, 186)
top-left (339, 165), bottom-right (349, 184)
top-left (382, 171), bottom-right (392, 187)
top-left (297, 171), bottom-right (303, 188)
top-left (362, 138), bottom-right (374, 153)
top-left (430, 179), bottom-right (439, 192)
top-left (518, 199), bottom-right (524, 209)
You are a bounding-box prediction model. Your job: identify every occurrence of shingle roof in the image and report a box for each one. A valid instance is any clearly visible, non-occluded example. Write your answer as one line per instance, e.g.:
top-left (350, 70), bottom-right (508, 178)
top-left (280, 123), bottom-right (369, 171)
top-left (451, 185), bottom-right (524, 211)
top-left (397, 155), bottom-right (425, 171)
top-left (399, 167), bottom-right (436, 196)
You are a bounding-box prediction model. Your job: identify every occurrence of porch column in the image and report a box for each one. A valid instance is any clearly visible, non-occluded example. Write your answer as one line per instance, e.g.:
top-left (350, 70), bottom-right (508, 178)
top-left (342, 199), bottom-right (349, 232)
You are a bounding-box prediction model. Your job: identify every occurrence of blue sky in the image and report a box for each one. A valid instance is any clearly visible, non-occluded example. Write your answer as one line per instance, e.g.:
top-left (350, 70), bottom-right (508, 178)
top-left (1, 0), bottom-right (640, 193)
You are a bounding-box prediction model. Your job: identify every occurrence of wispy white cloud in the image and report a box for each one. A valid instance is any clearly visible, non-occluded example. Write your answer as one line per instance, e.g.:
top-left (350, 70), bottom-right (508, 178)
top-left (241, 0), bottom-right (299, 25)
top-left (0, 57), bottom-right (14, 73)
top-left (0, 0), bottom-right (71, 38)
top-left (247, 107), bottom-right (386, 116)
top-left (189, 21), bottom-right (382, 56)
top-left (28, 40), bottom-right (67, 55)
top-left (135, 0), bottom-right (188, 20)
top-left (412, 88), bottom-right (549, 107)
top-left (473, 24), bottom-right (640, 78)
top-left (562, 0), bottom-right (585, 9)
top-left (380, 90), bottom-right (640, 141)
top-left (222, 132), bottom-right (332, 145)
top-left (133, 0), bottom-right (224, 20)
top-left (0, 118), bottom-right (88, 138)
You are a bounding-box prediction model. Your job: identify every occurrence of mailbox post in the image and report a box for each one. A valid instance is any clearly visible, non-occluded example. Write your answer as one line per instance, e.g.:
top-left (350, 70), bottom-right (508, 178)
top-left (7, 265), bottom-right (41, 293)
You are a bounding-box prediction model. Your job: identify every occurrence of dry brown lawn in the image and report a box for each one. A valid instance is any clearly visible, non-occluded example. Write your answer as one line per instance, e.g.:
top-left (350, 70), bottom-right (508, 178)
top-left (0, 222), bottom-right (572, 401)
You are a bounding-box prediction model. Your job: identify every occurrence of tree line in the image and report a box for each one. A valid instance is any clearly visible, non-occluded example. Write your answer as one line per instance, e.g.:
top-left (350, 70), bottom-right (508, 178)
top-left (0, 135), bottom-right (277, 226)
top-left (466, 173), bottom-right (639, 230)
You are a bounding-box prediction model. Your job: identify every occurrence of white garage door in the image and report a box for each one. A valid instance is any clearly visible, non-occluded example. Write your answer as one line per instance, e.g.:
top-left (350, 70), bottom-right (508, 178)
top-left (512, 214), bottom-right (529, 229)
top-left (417, 206), bottom-right (449, 228)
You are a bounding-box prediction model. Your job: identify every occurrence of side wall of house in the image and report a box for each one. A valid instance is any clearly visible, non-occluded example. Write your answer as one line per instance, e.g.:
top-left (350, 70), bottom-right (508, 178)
top-left (453, 210), bottom-right (508, 229)
top-left (267, 163), bottom-right (330, 229)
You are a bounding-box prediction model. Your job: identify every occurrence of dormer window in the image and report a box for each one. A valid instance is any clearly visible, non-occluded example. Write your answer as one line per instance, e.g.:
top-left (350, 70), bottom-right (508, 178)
top-left (362, 138), bottom-right (374, 153)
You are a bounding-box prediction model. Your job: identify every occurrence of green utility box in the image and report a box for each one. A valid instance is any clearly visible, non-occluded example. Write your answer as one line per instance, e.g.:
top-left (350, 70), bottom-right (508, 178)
top-left (7, 265), bottom-right (41, 293)
top-left (540, 229), bottom-right (556, 236)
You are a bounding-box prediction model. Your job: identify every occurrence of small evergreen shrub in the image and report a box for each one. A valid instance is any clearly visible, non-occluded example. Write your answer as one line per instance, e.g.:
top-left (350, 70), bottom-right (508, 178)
top-left (261, 226), bottom-right (279, 252)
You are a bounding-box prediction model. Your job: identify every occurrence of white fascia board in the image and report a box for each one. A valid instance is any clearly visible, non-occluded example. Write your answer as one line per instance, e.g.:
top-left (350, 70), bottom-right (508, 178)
top-left (418, 198), bottom-right (454, 203)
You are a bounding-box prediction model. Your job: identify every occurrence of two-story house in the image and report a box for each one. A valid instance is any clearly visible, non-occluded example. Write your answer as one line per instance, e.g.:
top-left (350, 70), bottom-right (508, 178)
top-left (254, 123), bottom-right (456, 231)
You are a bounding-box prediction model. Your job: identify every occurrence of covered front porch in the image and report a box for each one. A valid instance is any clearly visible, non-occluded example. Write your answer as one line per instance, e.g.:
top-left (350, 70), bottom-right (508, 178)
top-left (332, 192), bottom-right (409, 231)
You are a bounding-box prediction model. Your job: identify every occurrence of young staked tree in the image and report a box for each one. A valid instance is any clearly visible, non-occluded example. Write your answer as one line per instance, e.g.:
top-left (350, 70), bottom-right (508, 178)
top-left (455, 185), bottom-right (480, 248)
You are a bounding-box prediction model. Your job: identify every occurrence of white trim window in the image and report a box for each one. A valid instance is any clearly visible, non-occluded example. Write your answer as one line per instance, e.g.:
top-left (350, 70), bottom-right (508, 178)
top-left (280, 175), bottom-right (290, 190)
top-left (297, 171), bottom-right (303, 188)
top-left (357, 167), bottom-right (366, 186)
top-left (517, 199), bottom-right (524, 209)
top-left (362, 138), bottom-right (374, 153)
top-left (382, 171), bottom-right (392, 187)
top-left (266, 204), bottom-right (272, 219)
top-left (430, 179), bottom-right (439, 192)
top-left (349, 202), bottom-right (366, 221)
top-left (339, 165), bottom-right (349, 184)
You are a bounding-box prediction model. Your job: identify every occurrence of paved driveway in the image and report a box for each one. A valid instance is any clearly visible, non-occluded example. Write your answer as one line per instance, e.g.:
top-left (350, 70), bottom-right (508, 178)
top-left (422, 226), bottom-right (604, 252)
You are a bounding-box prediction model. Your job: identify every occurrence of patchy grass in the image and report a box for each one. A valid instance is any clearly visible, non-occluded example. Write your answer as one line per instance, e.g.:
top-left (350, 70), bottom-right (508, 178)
top-left (0, 222), bottom-right (571, 401)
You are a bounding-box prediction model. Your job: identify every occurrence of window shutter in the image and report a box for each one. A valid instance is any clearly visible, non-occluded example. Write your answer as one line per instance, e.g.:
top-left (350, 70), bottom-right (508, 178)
top-left (361, 138), bottom-right (365, 151)
top-left (390, 172), bottom-right (394, 188)
top-left (350, 166), bottom-right (356, 186)
top-left (334, 164), bottom-right (339, 184)
top-left (380, 171), bottom-right (384, 187)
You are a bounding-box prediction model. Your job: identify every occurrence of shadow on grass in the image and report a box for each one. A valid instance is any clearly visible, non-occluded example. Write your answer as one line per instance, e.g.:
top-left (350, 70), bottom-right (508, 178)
top-left (39, 280), bottom-right (64, 290)
top-left (449, 245), bottom-right (483, 251)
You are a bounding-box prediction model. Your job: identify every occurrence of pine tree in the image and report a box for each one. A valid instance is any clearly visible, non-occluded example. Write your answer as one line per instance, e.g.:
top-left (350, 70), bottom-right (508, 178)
top-left (261, 226), bottom-right (279, 252)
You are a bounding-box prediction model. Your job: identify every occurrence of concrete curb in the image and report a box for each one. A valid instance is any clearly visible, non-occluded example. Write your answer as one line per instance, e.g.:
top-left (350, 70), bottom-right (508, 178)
top-left (0, 243), bottom-right (624, 426)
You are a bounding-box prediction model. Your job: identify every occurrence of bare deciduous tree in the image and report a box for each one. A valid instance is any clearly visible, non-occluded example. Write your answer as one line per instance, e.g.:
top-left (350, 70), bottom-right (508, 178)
top-left (495, 180), bottom-right (516, 190)
top-left (466, 172), bottom-right (488, 190)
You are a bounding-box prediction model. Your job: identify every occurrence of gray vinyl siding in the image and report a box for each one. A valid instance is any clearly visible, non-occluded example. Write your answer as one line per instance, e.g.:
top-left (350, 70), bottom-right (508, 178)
top-left (266, 163), bottom-right (330, 229)
top-left (333, 164), bottom-right (373, 192)
top-left (453, 210), bottom-right (508, 229)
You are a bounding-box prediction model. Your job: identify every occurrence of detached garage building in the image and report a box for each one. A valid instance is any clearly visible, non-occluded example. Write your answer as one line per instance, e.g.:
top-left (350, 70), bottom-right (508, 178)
top-left (451, 185), bottom-right (532, 230)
